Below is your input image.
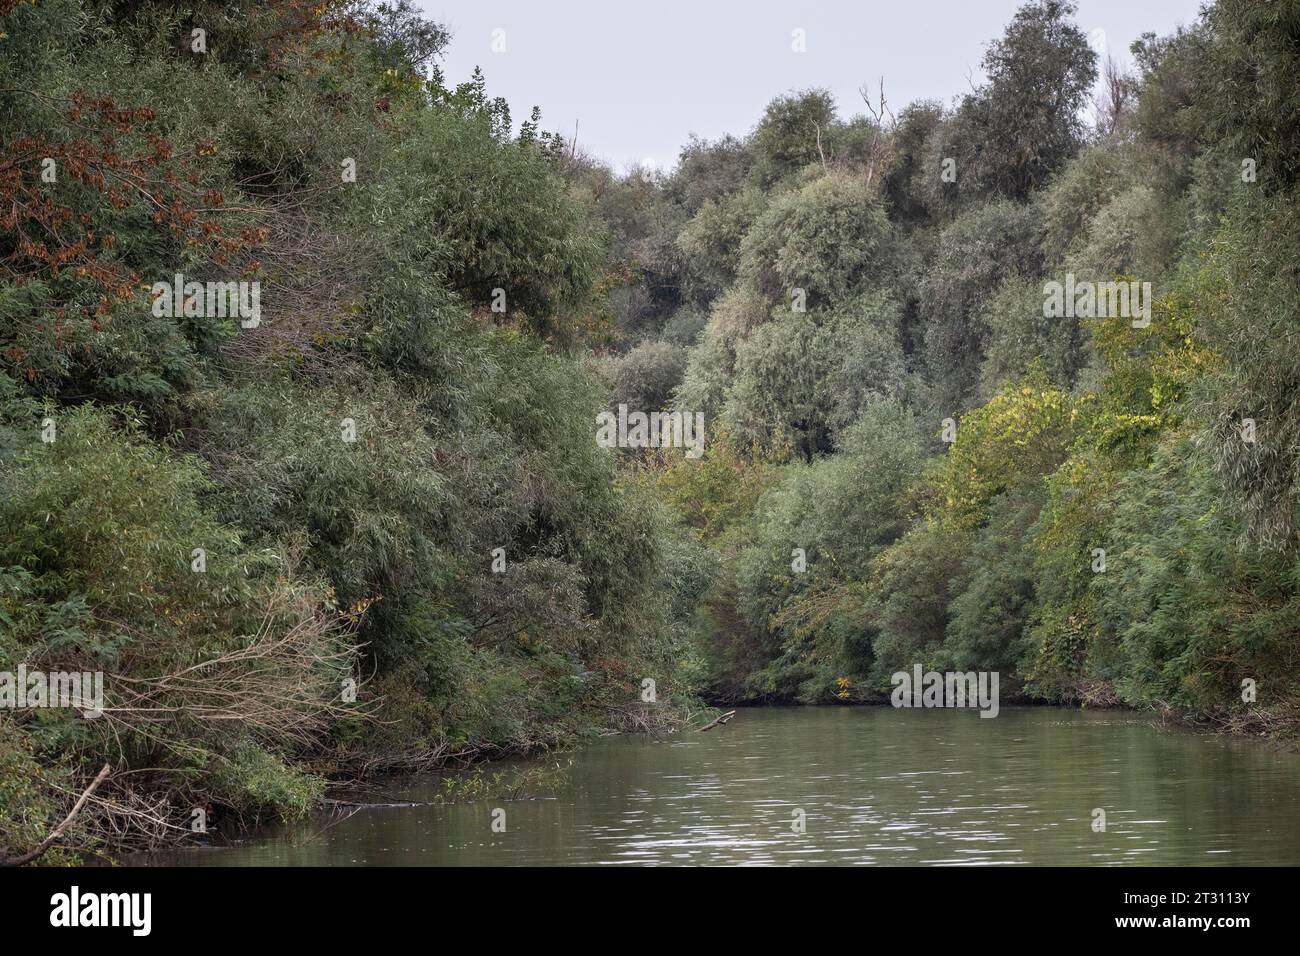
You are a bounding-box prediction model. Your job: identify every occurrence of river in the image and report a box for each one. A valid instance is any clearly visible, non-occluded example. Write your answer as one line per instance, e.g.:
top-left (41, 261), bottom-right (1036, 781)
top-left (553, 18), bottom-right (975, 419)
top-left (141, 706), bottom-right (1300, 866)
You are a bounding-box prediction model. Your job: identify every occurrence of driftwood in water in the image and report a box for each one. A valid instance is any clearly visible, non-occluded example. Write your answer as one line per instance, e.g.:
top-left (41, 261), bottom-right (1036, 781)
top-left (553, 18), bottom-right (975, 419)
top-left (698, 709), bottom-right (737, 732)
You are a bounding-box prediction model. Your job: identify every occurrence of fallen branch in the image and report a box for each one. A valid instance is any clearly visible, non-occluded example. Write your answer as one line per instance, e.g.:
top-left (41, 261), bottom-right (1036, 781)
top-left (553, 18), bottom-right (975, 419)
top-left (1, 763), bottom-right (112, 866)
top-left (698, 710), bottom-right (737, 732)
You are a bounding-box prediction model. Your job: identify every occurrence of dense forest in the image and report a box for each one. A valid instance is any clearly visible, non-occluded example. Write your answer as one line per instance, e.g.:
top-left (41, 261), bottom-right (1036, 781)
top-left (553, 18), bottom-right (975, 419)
top-left (2, 0), bottom-right (1299, 863)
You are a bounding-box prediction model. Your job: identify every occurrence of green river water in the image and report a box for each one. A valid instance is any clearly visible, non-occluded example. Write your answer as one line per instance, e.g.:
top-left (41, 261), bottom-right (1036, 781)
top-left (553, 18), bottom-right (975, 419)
top-left (141, 706), bottom-right (1300, 866)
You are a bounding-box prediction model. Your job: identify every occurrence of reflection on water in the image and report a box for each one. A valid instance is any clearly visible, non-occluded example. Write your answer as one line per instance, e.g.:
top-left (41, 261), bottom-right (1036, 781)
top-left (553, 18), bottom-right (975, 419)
top-left (141, 707), bottom-right (1300, 866)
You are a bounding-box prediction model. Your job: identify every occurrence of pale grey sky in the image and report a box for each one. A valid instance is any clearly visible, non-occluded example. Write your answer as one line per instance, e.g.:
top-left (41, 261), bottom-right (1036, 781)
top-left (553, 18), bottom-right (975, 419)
top-left (424, 0), bottom-right (1204, 173)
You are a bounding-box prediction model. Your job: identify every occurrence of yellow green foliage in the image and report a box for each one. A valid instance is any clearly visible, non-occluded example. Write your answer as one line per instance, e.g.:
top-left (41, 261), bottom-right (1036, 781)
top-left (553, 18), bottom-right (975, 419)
top-left (653, 429), bottom-right (770, 540)
top-left (929, 376), bottom-right (1082, 529)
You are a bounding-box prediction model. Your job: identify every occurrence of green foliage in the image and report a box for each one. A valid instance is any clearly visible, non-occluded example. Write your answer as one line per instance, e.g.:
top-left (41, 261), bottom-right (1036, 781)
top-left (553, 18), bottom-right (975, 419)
top-left (948, 0), bottom-right (1098, 202)
top-left (941, 484), bottom-right (1043, 673)
top-left (866, 520), bottom-right (968, 684)
top-left (747, 90), bottom-right (837, 188)
top-left (1093, 434), bottom-right (1300, 716)
top-left (0, 720), bottom-right (78, 864)
top-left (608, 340), bottom-right (688, 412)
top-left (194, 374), bottom-right (457, 609)
top-left (677, 188), bottom-right (768, 299)
top-left (978, 275), bottom-right (1090, 396)
top-left (723, 293), bottom-right (907, 458)
top-left (1131, 25), bottom-right (1213, 167)
top-left (1063, 185), bottom-right (1179, 282)
top-left (918, 200), bottom-right (1044, 412)
top-left (738, 174), bottom-right (897, 307)
top-left (0, 0), bottom-right (705, 858)
top-left (1038, 146), bottom-right (1137, 260)
top-left (654, 428), bottom-right (769, 539)
top-left (0, 406), bottom-right (256, 661)
top-left (1198, 0), bottom-right (1300, 195)
top-left (882, 101), bottom-right (946, 226)
top-left (930, 377), bottom-right (1080, 529)
top-left (674, 287), bottom-right (769, 421)
top-left (369, 105), bottom-right (604, 330)
top-left (650, 0), bottom-right (1300, 720)
top-left (1194, 193), bottom-right (1300, 549)
top-left (209, 741), bottom-right (325, 823)
top-left (646, 0), bottom-right (1300, 735)
top-left (660, 306), bottom-right (708, 348)
top-left (665, 134), bottom-right (752, 214)
top-left (724, 400), bottom-right (927, 698)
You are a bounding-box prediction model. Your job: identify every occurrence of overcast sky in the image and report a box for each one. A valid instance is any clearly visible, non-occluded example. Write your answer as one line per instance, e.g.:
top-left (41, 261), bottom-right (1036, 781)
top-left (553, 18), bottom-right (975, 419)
top-left (423, 0), bottom-right (1204, 173)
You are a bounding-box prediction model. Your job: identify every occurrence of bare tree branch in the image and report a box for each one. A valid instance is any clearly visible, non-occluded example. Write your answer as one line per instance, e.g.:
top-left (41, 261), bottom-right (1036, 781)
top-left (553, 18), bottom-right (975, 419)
top-left (1, 764), bottom-right (111, 866)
